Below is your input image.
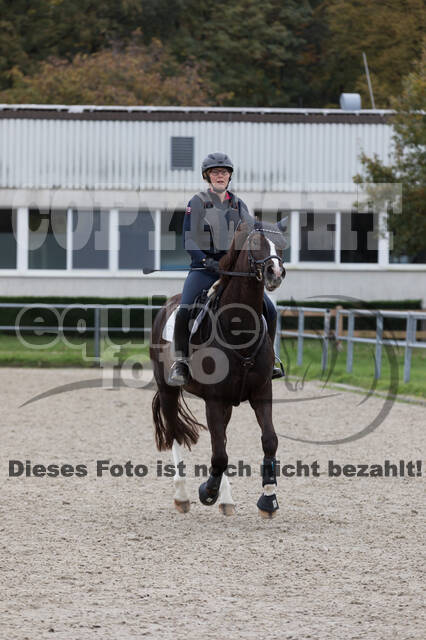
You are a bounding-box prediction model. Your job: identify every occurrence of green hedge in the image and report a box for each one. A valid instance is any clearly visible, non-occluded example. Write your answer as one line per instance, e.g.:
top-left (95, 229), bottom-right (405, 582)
top-left (276, 299), bottom-right (422, 331)
top-left (0, 296), bottom-right (422, 335)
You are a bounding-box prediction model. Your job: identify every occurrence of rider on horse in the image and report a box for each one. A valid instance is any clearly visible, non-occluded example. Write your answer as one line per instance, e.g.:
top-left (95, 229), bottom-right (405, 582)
top-left (168, 151), bottom-right (284, 386)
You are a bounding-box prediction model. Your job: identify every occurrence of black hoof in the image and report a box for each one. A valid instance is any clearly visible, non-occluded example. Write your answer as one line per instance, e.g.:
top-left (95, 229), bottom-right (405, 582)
top-left (257, 492), bottom-right (279, 514)
top-left (199, 481), bottom-right (219, 506)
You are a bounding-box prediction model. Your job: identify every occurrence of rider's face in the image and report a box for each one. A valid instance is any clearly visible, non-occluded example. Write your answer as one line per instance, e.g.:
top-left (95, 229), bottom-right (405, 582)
top-left (208, 168), bottom-right (231, 192)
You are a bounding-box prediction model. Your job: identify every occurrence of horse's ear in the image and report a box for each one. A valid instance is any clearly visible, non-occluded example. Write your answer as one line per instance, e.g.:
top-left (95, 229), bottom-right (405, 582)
top-left (276, 216), bottom-right (288, 233)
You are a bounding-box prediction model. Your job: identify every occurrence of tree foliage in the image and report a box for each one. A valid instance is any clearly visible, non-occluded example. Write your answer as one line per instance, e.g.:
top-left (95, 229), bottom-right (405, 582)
top-left (0, 0), bottom-right (424, 107)
top-left (0, 39), bottom-right (214, 106)
top-left (321, 0), bottom-right (426, 108)
top-left (354, 48), bottom-right (426, 259)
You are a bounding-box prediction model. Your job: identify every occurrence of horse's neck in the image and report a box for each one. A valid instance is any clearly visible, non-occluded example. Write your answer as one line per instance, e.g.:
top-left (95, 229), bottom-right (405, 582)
top-left (219, 254), bottom-right (264, 318)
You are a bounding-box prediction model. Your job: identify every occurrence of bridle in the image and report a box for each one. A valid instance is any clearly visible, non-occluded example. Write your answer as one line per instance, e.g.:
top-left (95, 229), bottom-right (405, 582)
top-left (246, 228), bottom-right (285, 282)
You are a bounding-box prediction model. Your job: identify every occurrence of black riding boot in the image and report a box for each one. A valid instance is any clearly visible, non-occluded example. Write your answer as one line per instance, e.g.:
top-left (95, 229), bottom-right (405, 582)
top-left (168, 307), bottom-right (191, 386)
top-left (265, 310), bottom-right (285, 380)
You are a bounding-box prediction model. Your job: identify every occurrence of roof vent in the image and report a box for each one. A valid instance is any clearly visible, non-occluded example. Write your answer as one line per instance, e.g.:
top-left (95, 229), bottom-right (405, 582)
top-left (340, 93), bottom-right (361, 111)
top-left (171, 136), bottom-right (194, 170)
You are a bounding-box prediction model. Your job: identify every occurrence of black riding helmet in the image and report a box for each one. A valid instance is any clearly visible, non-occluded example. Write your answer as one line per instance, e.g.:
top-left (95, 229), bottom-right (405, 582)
top-left (202, 152), bottom-right (234, 181)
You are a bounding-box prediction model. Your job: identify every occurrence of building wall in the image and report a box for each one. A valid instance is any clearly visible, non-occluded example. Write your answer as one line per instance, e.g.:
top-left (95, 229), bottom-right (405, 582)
top-left (0, 107), bottom-right (423, 305)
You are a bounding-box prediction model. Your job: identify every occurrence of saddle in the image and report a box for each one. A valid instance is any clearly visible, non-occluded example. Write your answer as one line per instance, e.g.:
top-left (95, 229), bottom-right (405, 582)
top-left (188, 283), bottom-right (223, 344)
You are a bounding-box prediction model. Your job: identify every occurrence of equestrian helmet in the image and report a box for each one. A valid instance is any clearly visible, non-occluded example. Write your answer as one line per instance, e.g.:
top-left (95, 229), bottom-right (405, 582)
top-left (202, 152), bottom-right (234, 180)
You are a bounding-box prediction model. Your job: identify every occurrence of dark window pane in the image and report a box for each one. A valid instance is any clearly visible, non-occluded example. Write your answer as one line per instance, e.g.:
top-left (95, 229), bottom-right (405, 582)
top-left (0, 209), bottom-right (17, 269)
top-left (340, 212), bottom-right (378, 263)
top-left (171, 137), bottom-right (194, 170)
top-left (299, 212), bottom-right (335, 262)
top-left (119, 210), bottom-right (155, 270)
top-left (72, 209), bottom-right (109, 269)
top-left (28, 208), bottom-right (67, 270)
top-left (161, 210), bottom-right (189, 270)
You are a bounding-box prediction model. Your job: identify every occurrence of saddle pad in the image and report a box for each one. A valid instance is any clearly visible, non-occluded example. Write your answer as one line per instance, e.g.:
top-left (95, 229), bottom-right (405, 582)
top-left (161, 307), bottom-right (206, 343)
top-left (162, 309), bottom-right (177, 342)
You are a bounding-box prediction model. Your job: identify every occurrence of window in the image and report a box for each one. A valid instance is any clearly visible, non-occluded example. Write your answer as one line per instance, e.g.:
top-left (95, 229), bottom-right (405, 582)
top-left (171, 137), bottom-right (194, 170)
top-left (118, 210), bottom-right (155, 270)
top-left (72, 209), bottom-right (109, 269)
top-left (299, 212), bottom-right (335, 262)
top-left (28, 208), bottom-right (67, 269)
top-left (340, 212), bottom-right (378, 263)
top-left (160, 210), bottom-right (189, 270)
top-left (0, 209), bottom-right (17, 269)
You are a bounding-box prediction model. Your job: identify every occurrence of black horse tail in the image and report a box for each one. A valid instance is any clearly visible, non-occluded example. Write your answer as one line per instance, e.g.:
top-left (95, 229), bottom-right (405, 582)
top-left (152, 388), bottom-right (206, 451)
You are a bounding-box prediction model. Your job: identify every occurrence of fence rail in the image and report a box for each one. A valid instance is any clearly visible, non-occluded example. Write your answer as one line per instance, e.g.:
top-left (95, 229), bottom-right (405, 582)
top-left (276, 306), bottom-right (426, 382)
top-left (0, 302), bottom-right (425, 383)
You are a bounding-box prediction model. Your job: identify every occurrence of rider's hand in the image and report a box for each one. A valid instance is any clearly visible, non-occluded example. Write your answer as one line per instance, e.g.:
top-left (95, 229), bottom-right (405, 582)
top-left (202, 257), bottom-right (220, 272)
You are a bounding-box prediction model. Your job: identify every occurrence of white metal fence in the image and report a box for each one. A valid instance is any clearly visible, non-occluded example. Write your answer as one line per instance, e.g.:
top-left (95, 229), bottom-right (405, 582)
top-left (1, 302), bottom-right (425, 383)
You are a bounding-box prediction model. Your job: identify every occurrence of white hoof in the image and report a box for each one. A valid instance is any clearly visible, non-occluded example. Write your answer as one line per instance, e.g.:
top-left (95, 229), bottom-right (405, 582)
top-left (219, 503), bottom-right (236, 516)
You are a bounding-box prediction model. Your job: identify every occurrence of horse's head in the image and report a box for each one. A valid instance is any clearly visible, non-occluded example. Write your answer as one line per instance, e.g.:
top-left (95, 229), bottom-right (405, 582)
top-left (244, 221), bottom-right (287, 291)
top-left (219, 220), bottom-right (287, 291)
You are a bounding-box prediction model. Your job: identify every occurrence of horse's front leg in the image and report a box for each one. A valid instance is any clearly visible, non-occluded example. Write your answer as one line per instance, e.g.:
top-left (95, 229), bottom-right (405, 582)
top-left (250, 383), bottom-right (279, 518)
top-left (199, 400), bottom-right (231, 509)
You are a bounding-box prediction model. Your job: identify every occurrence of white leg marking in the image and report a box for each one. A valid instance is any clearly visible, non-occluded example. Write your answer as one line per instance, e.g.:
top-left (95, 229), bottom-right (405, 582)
top-left (263, 483), bottom-right (276, 496)
top-left (172, 440), bottom-right (189, 502)
top-left (218, 474), bottom-right (235, 505)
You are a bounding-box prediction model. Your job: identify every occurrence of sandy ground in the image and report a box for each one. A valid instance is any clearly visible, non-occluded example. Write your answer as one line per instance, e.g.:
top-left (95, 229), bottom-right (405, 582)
top-left (0, 367), bottom-right (424, 640)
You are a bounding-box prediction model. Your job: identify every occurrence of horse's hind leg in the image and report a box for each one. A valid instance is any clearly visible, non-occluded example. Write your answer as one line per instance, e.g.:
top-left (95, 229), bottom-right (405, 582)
top-left (172, 440), bottom-right (190, 514)
top-left (218, 405), bottom-right (235, 516)
top-left (249, 385), bottom-right (279, 519)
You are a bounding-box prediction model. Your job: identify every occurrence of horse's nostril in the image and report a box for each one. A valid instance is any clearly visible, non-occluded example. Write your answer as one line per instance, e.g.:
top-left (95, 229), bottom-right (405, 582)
top-left (267, 265), bottom-right (274, 276)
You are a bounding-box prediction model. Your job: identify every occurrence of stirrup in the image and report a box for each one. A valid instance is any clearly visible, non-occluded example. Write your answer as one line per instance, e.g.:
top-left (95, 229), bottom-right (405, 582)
top-left (168, 360), bottom-right (190, 386)
top-left (272, 358), bottom-right (285, 379)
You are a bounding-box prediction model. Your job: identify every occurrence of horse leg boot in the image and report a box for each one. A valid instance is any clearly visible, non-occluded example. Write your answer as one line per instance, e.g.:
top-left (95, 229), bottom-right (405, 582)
top-left (250, 390), bottom-right (279, 518)
top-left (199, 401), bottom-right (228, 507)
top-left (168, 306), bottom-right (191, 386)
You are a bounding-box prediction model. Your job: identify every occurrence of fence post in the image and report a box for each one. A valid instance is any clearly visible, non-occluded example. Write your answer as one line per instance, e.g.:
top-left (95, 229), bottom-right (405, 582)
top-left (322, 309), bottom-right (330, 372)
top-left (94, 306), bottom-right (101, 366)
top-left (297, 310), bottom-right (304, 366)
top-left (403, 314), bottom-right (416, 383)
top-left (346, 311), bottom-right (354, 373)
top-left (375, 312), bottom-right (383, 379)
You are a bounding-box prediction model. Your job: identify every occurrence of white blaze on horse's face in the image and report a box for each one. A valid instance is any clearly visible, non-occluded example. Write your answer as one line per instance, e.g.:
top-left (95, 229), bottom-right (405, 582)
top-left (267, 239), bottom-right (283, 278)
top-left (264, 239), bottom-right (284, 291)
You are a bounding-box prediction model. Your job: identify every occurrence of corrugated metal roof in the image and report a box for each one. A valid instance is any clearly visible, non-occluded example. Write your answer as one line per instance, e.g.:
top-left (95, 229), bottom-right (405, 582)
top-left (0, 106), bottom-right (394, 192)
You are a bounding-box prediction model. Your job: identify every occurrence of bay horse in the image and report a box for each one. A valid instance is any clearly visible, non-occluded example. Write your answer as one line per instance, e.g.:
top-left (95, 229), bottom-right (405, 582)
top-left (149, 220), bottom-right (286, 517)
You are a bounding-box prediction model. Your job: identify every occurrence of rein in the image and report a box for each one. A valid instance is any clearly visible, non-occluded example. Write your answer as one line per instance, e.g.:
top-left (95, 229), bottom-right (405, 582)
top-left (201, 227), bottom-right (285, 280)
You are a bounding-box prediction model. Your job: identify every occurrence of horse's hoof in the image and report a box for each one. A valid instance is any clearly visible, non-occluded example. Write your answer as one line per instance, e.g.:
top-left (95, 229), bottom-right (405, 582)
top-left (199, 482), bottom-right (219, 506)
top-left (258, 508), bottom-right (278, 519)
top-left (219, 503), bottom-right (236, 516)
top-left (257, 493), bottom-right (279, 518)
top-left (174, 499), bottom-right (190, 513)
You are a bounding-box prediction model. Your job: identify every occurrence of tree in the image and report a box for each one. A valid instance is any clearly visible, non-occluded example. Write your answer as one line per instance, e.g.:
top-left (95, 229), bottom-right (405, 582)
top-left (0, 40), bottom-right (215, 106)
top-left (167, 0), bottom-right (313, 107)
top-left (320, 0), bottom-right (426, 108)
top-left (354, 47), bottom-right (426, 260)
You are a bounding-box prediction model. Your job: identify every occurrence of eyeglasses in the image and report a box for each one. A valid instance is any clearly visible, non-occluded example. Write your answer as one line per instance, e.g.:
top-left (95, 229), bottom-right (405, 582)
top-left (209, 168), bottom-right (230, 176)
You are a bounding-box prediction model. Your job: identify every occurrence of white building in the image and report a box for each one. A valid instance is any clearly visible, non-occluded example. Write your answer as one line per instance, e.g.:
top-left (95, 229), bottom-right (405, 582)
top-left (0, 104), bottom-right (424, 304)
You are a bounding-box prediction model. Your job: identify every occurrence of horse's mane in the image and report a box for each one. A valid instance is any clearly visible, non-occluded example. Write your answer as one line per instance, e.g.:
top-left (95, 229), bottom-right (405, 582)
top-left (218, 222), bottom-right (253, 287)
